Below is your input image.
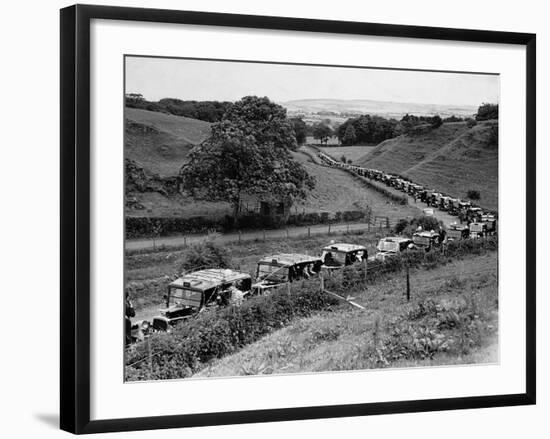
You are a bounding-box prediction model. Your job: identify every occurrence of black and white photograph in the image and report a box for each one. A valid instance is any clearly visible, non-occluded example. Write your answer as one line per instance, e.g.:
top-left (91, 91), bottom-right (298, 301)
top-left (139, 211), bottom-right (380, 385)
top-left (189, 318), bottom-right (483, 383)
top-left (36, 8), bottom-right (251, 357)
top-left (124, 56), bottom-right (500, 381)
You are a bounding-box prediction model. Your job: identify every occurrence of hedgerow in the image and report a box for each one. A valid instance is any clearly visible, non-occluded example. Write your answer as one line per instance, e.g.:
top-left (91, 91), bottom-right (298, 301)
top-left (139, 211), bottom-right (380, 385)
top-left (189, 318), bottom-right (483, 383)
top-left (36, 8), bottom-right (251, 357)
top-left (126, 209), bottom-right (367, 239)
top-left (125, 286), bottom-right (340, 381)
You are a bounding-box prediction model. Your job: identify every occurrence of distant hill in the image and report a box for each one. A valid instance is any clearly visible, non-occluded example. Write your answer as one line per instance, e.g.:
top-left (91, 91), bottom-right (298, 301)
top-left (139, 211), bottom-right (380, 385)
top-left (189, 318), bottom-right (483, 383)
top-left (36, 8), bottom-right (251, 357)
top-left (281, 98), bottom-right (477, 119)
top-left (356, 121), bottom-right (498, 210)
top-left (125, 108), bottom-right (211, 176)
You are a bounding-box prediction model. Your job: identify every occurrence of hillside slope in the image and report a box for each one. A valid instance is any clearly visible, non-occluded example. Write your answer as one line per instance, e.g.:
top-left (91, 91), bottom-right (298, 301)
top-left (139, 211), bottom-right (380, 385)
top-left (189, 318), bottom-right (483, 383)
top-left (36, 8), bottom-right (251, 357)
top-left (125, 108), bottom-right (211, 176)
top-left (357, 121), bottom-right (498, 210)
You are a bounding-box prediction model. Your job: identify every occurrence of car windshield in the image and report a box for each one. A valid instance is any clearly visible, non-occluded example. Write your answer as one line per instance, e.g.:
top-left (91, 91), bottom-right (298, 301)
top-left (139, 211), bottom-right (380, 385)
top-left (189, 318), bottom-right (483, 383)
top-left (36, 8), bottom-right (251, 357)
top-left (322, 250), bottom-right (347, 265)
top-left (413, 236), bottom-right (431, 246)
top-left (377, 240), bottom-right (399, 253)
top-left (257, 264), bottom-right (289, 283)
top-left (168, 287), bottom-right (202, 308)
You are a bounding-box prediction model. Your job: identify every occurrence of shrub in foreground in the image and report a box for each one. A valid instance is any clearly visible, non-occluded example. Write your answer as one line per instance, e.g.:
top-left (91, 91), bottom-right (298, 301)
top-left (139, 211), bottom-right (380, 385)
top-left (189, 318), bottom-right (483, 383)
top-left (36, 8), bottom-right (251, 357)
top-left (126, 286), bottom-right (339, 381)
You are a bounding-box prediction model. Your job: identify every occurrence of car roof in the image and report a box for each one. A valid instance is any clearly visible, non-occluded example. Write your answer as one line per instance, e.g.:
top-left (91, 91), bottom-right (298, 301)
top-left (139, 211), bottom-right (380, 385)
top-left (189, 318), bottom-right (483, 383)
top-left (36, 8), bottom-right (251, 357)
top-left (379, 236), bottom-right (412, 243)
top-left (170, 268), bottom-right (250, 291)
top-left (322, 243), bottom-right (367, 252)
top-left (258, 253), bottom-right (322, 266)
top-left (414, 231), bottom-right (438, 237)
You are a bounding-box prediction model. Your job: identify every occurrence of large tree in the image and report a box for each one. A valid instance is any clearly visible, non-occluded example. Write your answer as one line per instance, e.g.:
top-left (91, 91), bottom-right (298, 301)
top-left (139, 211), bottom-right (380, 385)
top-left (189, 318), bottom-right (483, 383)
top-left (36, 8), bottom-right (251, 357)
top-left (290, 117), bottom-right (307, 145)
top-left (180, 96), bottom-right (315, 219)
top-left (341, 123), bottom-right (357, 145)
top-left (312, 122), bottom-right (333, 145)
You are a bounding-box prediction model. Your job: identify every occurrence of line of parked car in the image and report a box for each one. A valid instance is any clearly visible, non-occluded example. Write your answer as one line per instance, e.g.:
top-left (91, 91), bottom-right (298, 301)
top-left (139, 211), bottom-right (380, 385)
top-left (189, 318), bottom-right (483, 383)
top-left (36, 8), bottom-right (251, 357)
top-left (317, 151), bottom-right (498, 239)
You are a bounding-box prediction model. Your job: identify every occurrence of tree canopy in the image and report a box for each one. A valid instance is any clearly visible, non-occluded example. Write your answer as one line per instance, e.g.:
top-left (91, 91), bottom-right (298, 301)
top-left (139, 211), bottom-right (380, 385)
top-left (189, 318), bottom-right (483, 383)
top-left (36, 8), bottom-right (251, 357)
top-left (475, 103), bottom-right (498, 121)
top-left (337, 114), bottom-right (398, 145)
top-left (290, 117), bottom-right (307, 145)
top-left (312, 122), bottom-right (333, 145)
top-left (180, 96), bottom-right (315, 219)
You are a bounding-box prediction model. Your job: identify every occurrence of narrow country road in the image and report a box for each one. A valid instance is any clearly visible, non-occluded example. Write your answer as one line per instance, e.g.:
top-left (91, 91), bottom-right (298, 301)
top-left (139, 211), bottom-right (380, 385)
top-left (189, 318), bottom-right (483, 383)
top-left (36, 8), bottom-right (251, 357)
top-left (125, 221), bottom-right (379, 252)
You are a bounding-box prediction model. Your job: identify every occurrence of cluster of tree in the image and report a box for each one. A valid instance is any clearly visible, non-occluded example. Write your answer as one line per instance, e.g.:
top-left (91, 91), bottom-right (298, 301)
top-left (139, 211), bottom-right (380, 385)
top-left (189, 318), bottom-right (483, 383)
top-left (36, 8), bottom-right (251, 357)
top-left (337, 114), bottom-right (399, 145)
top-left (180, 96), bottom-right (315, 220)
top-left (312, 123), bottom-right (334, 145)
top-left (389, 113), bottom-right (446, 136)
top-left (125, 93), bottom-right (233, 122)
top-left (475, 103), bottom-right (499, 121)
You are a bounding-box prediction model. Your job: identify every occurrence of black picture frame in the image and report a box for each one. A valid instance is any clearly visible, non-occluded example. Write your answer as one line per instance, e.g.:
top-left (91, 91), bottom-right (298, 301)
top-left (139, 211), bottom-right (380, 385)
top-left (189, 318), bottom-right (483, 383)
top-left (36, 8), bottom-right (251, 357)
top-left (60, 4), bottom-right (536, 434)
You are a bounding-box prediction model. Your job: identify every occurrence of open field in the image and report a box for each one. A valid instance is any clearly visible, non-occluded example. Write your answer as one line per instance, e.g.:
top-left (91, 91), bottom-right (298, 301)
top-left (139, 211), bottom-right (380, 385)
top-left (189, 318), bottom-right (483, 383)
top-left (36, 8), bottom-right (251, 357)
top-left (196, 252), bottom-right (498, 377)
top-left (125, 107), bottom-right (211, 177)
top-left (357, 121), bottom-right (498, 210)
top-left (320, 145), bottom-right (376, 163)
top-left (291, 150), bottom-right (419, 218)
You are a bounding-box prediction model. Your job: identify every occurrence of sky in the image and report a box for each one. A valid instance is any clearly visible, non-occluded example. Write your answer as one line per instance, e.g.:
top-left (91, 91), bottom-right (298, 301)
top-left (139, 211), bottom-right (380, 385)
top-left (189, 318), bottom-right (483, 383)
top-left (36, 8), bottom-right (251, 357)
top-left (125, 56), bottom-right (499, 107)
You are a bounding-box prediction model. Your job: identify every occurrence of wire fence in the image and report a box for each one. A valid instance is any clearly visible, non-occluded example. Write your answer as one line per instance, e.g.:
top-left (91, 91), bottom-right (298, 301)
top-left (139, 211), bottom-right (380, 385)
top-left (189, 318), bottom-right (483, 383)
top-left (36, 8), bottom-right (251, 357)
top-left (126, 216), bottom-right (402, 252)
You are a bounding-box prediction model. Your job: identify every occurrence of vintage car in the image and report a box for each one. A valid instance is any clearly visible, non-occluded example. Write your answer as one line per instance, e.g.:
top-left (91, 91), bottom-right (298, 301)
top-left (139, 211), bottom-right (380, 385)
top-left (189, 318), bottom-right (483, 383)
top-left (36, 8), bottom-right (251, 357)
top-left (466, 207), bottom-right (484, 223)
top-left (252, 253), bottom-right (322, 293)
top-left (469, 221), bottom-right (488, 239)
top-left (375, 236), bottom-right (414, 261)
top-left (321, 243), bottom-right (368, 271)
top-left (447, 223), bottom-right (470, 241)
top-left (152, 268), bottom-right (252, 331)
top-left (439, 196), bottom-right (452, 211)
top-left (447, 198), bottom-right (461, 215)
top-left (422, 207), bottom-right (435, 217)
top-left (412, 230), bottom-right (440, 251)
top-left (481, 214), bottom-right (498, 235)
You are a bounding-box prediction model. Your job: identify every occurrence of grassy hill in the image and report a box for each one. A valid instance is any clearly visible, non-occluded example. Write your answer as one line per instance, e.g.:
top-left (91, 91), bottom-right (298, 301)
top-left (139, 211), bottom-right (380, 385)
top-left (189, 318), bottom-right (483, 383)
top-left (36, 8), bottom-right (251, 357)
top-left (125, 108), bottom-right (211, 176)
top-left (357, 121), bottom-right (498, 210)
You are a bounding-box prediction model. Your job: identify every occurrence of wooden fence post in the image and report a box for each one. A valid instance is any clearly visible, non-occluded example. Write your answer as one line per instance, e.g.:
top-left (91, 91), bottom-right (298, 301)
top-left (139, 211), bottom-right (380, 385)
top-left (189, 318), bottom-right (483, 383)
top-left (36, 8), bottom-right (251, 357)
top-left (386, 217), bottom-right (390, 229)
top-left (238, 230), bottom-right (242, 243)
top-left (328, 223), bottom-right (331, 235)
top-left (406, 265), bottom-right (411, 301)
top-left (308, 227), bottom-right (311, 238)
top-left (263, 229), bottom-right (266, 241)
top-left (184, 236), bottom-right (187, 247)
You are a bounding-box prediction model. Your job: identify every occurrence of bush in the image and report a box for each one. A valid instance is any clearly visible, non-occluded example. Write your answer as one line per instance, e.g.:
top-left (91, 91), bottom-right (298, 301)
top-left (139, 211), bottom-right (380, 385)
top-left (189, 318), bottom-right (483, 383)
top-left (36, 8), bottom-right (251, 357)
top-left (466, 118), bottom-right (477, 128)
top-left (394, 219), bottom-right (409, 234)
top-left (125, 286), bottom-right (340, 380)
top-left (430, 115), bottom-right (443, 128)
top-left (466, 189), bottom-right (480, 200)
top-left (394, 216), bottom-right (444, 236)
top-left (179, 240), bottom-right (233, 272)
top-left (476, 103), bottom-right (498, 121)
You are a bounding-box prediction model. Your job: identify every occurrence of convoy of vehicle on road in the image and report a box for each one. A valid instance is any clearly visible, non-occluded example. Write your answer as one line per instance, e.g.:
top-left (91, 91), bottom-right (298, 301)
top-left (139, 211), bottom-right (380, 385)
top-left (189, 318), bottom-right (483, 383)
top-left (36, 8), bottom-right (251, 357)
top-left (125, 150), bottom-right (499, 344)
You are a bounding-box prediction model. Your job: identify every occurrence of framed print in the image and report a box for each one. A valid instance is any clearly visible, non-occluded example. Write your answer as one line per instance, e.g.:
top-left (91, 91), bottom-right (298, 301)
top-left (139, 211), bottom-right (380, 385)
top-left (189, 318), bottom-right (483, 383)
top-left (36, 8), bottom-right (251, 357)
top-left (60, 4), bottom-right (536, 434)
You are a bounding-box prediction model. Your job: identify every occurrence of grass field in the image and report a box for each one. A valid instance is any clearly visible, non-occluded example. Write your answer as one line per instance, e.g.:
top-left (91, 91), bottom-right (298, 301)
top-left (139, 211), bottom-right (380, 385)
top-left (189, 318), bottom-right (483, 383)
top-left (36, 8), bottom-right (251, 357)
top-left (125, 107), bottom-right (211, 176)
top-left (320, 145), bottom-right (376, 163)
top-left (291, 150), bottom-right (419, 218)
top-left (357, 121), bottom-right (498, 210)
top-left (195, 252), bottom-right (498, 377)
